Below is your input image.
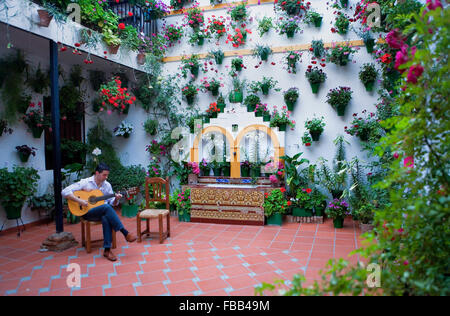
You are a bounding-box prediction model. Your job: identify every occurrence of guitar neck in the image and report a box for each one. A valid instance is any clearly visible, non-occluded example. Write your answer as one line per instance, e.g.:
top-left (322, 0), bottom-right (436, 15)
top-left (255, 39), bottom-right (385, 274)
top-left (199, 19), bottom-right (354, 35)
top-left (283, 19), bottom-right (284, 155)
top-left (91, 192), bottom-right (123, 204)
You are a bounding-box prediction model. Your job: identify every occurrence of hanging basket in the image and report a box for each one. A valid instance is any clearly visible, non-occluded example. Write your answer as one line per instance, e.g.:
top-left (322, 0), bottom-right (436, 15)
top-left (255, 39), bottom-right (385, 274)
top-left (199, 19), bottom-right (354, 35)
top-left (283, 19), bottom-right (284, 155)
top-left (364, 81), bottom-right (375, 92)
top-left (285, 100), bottom-right (296, 111)
top-left (31, 126), bottom-right (44, 138)
top-left (18, 152), bottom-right (31, 163)
top-left (310, 82), bottom-right (320, 94)
top-left (186, 95), bottom-right (195, 105)
top-left (215, 54), bottom-right (224, 65)
top-left (190, 66), bottom-right (199, 78)
top-left (364, 39), bottom-right (375, 54)
top-left (309, 130), bottom-right (322, 141)
top-left (314, 17), bottom-right (323, 28)
top-left (229, 91), bottom-right (243, 103)
top-left (261, 84), bottom-right (270, 95)
top-left (37, 10), bottom-right (53, 27)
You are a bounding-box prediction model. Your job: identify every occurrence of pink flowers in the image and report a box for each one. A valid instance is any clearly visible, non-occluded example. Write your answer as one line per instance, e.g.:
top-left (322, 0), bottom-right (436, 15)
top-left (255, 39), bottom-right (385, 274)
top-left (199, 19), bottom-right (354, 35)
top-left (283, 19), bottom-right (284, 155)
top-left (426, 0), bottom-right (443, 10)
top-left (407, 65), bottom-right (424, 84)
top-left (269, 175), bottom-right (278, 183)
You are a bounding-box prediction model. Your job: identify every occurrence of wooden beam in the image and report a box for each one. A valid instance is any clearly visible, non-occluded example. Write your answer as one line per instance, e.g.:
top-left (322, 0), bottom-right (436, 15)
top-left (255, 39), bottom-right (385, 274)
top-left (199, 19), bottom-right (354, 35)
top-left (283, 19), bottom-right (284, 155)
top-left (162, 39), bottom-right (384, 63)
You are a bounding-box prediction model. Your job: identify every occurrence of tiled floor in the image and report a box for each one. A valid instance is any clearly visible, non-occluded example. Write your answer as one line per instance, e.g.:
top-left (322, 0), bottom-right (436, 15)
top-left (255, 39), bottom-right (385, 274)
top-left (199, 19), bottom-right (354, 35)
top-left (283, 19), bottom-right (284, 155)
top-left (0, 213), bottom-right (364, 296)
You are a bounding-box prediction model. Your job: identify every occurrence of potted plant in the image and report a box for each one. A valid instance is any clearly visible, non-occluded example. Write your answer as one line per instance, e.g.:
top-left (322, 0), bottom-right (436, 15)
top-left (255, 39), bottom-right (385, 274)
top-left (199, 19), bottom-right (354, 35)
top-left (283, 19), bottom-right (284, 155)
top-left (335, 13), bottom-right (350, 35)
top-left (208, 49), bottom-right (225, 65)
top-left (326, 86), bottom-right (353, 116)
top-left (301, 132), bottom-right (312, 147)
top-left (227, 28), bottom-right (250, 48)
top-left (310, 40), bottom-right (325, 58)
top-left (283, 87), bottom-right (300, 111)
top-left (170, 0), bottom-right (192, 10)
top-left (274, 0), bottom-right (310, 16)
top-left (292, 188), bottom-right (313, 217)
top-left (184, 4), bottom-right (204, 30)
top-left (182, 83), bottom-right (199, 105)
top-left (229, 78), bottom-right (246, 103)
top-left (210, 160), bottom-right (222, 176)
top-left (216, 94), bottom-right (226, 112)
top-left (199, 159), bottom-right (210, 176)
top-left (22, 102), bottom-right (50, 138)
top-left (143, 118), bottom-right (158, 136)
top-left (263, 188), bottom-right (288, 226)
top-left (201, 77), bottom-right (222, 96)
top-left (305, 66), bottom-right (327, 94)
top-left (305, 10), bottom-right (323, 28)
top-left (207, 15), bottom-right (227, 39)
top-left (359, 63), bottom-right (378, 92)
top-left (164, 23), bottom-right (184, 46)
top-left (206, 102), bottom-right (221, 119)
top-left (102, 28), bottom-right (122, 55)
top-left (254, 103), bottom-right (270, 119)
top-left (257, 16), bottom-right (273, 36)
top-left (361, 30), bottom-right (376, 54)
top-left (356, 203), bottom-right (375, 233)
top-left (122, 192), bottom-right (139, 218)
top-left (16, 145), bottom-right (37, 163)
top-left (175, 188), bottom-right (191, 222)
top-left (270, 106), bottom-right (296, 132)
top-left (252, 44), bottom-right (272, 62)
top-left (327, 43), bottom-right (356, 66)
top-left (113, 120), bottom-right (134, 138)
top-left (310, 189), bottom-right (327, 216)
top-left (244, 94), bottom-right (260, 112)
top-left (305, 116), bottom-right (326, 141)
top-left (30, 192), bottom-right (55, 218)
top-left (229, 2), bottom-right (248, 22)
top-left (345, 111), bottom-right (381, 142)
top-left (143, 0), bottom-right (170, 20)
top-left (284, 51), bottom-right (302, 74)
top-left (240, 160), bottom-right (251, 177)
top-left (231, 57), bottom-right (244, 72)
top-left (188, 29), bottom-right (211, 46)
top-left (181, 54), bottom-right (201, 79)
top-left (0, 119), bottom-right (13, 137)
top-left (0, 166), bottom-right (40, 220)
top-left (325, 198), bottom-right (350, 228)
top-left (258, 77), bottom-right (280, 95)
top-left (277, 16), bottom-right (302, 38)
top-left (99, 77), bottom-right (136, 115)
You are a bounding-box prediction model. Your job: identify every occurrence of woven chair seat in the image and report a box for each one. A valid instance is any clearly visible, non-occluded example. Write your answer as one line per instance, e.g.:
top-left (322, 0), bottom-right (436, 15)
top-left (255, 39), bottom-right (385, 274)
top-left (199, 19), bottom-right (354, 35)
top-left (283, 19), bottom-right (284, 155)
top-left (139, 208), bottom-right (169, 219)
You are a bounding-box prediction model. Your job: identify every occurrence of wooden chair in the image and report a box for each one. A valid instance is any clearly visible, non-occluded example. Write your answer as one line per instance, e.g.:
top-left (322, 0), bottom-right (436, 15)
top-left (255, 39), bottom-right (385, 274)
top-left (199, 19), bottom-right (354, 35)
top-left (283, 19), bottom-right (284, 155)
top-left (137, 177), bottom-right (171, 243)
top-left (81, 219), bottom-right (117, 253)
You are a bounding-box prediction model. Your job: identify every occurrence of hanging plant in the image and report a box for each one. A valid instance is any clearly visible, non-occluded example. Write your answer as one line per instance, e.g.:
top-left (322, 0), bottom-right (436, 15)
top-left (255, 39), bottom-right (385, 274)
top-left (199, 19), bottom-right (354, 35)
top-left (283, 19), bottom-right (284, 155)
top-left (164, 23), bottom-right (184, 46)
top-left (181, 54), bottom-right (201, 79)
top-left (207, 49), bottom-right (225, 65)
top-left (143, 118), bottom-right (159, 136)
top-left (0, 119), bottom-right (13, 137)
top-left (359, 63), bottom-right (378, 91)
top-left (326, 86), bottom-right (353, 116)
top-left (181, 83), bottom-right (199, 105)
top-left (188, 28), bottom-right (211, 46)
top-left (98, 77), bottom-right (136, 115)
top-left (274, 0), bottom-right (310, 16)
top-left (228, 2), bottom-right (248, 22)
top-left (27, 64), bottom-right (50, 94)
top-left (305, 66), bottom-right (327, 94)
top-left (184, 4), bottom-right (205, 30)
top-left (305, 116), bottom-right (326, 141)
top-left (257, 16), bottom-right (273, 37)
top-left (304, 10), bottom-right (323, 27)
top-left (200, 77), bottom-right (222, 96)
top-left (226, 28), bottom-right (250, 48)
top-left (284, 50), bottom-right (302, 74)
top-left (252, 44), bottom-right (273, 62)
top-left (277, 16), bottom-right (302, 38)
top-left (206, 15), bottom-right (227, 40)
top-left (113, 120), bottom-right (134, 138)
top-left (22, 102), bottom-right (51, 138)
top-left (310, 40), bottom-right (325, 58)
top-left (327, 43), bottom-right (356, 66)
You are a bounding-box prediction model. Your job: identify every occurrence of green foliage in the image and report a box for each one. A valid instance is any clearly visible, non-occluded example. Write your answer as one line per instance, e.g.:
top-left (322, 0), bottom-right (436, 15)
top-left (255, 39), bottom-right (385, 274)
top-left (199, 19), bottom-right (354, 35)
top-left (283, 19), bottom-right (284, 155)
top-left (143, 118), bottom-right (158, 135)
top-left (359, 63), bottom-right (378, 85)
top-left (174, 188), bottom-right (191, 216)
top-left (0, 166), bottom-right (40, 209)
top-left (280, 153), bottom-right (309, 197)
top-left (263, 189), bottom-right (288, 217)
top-left (108, 165), bottom-right (147, 192)
top-left (304, 116), bottom-right (325, 134)
top-left (257, 16), bottom-right (273, 36)
top-left (30, 192), bottom-right (55, 211)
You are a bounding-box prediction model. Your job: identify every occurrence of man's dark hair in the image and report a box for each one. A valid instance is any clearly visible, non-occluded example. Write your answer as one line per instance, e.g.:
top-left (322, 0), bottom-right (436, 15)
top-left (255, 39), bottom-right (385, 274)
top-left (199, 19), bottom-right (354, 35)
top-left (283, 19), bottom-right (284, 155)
top-left (95, 163), bottom-right (110, 173)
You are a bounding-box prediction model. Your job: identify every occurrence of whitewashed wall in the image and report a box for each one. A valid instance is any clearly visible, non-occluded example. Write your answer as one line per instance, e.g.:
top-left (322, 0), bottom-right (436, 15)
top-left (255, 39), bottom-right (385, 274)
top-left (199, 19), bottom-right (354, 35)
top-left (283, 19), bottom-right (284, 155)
top-left (0, 0), bottom-right (383, 229)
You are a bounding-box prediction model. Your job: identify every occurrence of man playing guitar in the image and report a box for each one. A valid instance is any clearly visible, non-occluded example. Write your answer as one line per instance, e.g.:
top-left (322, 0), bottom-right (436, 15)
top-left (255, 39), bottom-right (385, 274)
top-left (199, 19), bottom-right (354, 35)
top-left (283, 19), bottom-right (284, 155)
top-left (62, 163), bottom-right (137, 261)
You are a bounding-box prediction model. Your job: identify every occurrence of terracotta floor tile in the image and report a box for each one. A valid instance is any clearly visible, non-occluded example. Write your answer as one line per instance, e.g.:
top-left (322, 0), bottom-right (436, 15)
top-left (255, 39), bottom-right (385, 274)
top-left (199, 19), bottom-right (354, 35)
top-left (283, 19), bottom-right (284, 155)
top-left (166, 279), bottom-right (199, 296)
top-left (135, 281), bottom-right (168, 296)
top-left (193, 266), bottom-right (224, 280)
top-left (104, 284), bottom-right (136, 296)
top-left (72, 286), bottom-right (104, 296)
top-left (225, 274), bottom-right (259, 291)
top-left (166, 268), bottom-right (196, 283)
top-left (221, 264), bottom-right (251, 277)
top-left (196, 277), bottom-right (229, 293)
top-left (139, 270), bottom-right (168, 285)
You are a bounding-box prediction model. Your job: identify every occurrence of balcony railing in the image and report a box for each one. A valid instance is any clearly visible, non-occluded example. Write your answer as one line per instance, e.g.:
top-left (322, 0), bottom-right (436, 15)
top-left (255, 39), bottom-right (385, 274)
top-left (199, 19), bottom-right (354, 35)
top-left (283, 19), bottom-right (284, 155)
top-left (107, 0), bottom-right (157, 37)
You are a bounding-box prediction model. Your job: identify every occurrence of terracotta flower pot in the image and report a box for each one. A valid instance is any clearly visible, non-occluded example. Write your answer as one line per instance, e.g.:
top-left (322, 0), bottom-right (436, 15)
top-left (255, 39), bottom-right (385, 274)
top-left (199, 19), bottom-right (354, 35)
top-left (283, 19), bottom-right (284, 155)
top-left (108, 44), bottom-right (120, 55)
top-left (137, 53), bottom-right (146, 65)
top-left (37, 10), bottom-right (53, 27)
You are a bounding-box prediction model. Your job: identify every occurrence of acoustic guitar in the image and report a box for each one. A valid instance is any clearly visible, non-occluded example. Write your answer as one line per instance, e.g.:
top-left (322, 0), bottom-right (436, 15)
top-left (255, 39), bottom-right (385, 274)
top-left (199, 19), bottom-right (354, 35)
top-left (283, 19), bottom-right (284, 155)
top-left (67, 187), bottom-right (138, 217)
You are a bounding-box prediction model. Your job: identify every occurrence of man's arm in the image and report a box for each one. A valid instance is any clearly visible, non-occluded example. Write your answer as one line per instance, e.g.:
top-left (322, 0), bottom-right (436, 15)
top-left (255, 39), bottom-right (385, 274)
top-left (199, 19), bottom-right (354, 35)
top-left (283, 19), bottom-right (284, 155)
top-left (61, 179), bottom-right (89, 206)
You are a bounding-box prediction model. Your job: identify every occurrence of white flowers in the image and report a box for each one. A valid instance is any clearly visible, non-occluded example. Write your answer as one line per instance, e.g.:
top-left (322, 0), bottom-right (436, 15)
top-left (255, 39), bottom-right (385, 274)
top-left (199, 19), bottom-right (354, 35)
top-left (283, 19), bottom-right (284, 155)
top-left (114, 120), bottom-right (134, 137)
top-left (92, 147), bottom-right (102, 156)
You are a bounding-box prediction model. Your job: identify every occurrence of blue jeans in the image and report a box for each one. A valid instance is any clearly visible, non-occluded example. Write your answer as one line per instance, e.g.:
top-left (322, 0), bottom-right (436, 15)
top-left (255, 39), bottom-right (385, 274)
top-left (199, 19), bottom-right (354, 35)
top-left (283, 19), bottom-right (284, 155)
top-left (82, 204), bottom-right (124, 249)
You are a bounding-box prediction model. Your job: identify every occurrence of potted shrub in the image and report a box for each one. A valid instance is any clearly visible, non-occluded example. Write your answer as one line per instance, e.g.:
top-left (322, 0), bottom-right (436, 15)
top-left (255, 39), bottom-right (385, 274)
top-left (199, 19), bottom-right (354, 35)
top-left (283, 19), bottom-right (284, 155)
top-left (305, 116), bottom-right (326, 141)
top-left (270, 106), bottom-right (295, 132)
top-left (182, 83), bottom-right (199, 105)
top-left (263, 188), bottom-right (288, 226)
top-left (305, 10), bottom-right (323, 28)
top-left (335, 13), bottom-right (350, 35)
top-left (345, 111), bottom-right (381, 142)
top-left (252, 44), bottom-right (272, 62)
top-left (292, 188), bottom-right (314, 217)
top-left (283, 87), bottom-right (300, 111)
top-left (244, 94), bottom-right (260, 112)
top-left (284, 50), bottom-right (302, 74)
top-left (0, 166), bottom-right (40, 220)
top-left (113, 120), bottom-right (134, 138)
top-left (181, 54), bottom-right (201, 79)
top-left (30, 192), bottom-right (55, 218)
top-left (359, 63), bottom-right (378, 92)
top-left (122, 192), bottom-right (139, 218)
top-left (326, 87), bottom-right (353, 116)
top-left (175, 188), bottom-right (191, 222)
top-left (216, 94), bottom-right (226, 112)
top-left (310, 189), bottom-right (327, 216)
top-left (327, 43), bottom-right (356, 66)
top-left (201, 77), bottom-right (222, 96)
top-left (16, 145), bottom-right (37, 163)
top-left (102, 28), bottom-right (122, 55)
top-left (143, 118), bottom-right (158, 136)
top-left (274, 0), bottom-right (309, 16)
top-left (305, 66), bottom-right (327, 94)
top-left (325, 198), bottom-right (350, 228)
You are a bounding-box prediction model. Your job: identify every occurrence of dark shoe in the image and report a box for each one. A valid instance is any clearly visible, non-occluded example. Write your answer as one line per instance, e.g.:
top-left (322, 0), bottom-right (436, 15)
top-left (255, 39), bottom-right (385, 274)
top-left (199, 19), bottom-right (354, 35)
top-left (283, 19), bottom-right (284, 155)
top-left (125, 233), bottom-right (137, 243)
top-left (103, 251), bottom-right (117, 262)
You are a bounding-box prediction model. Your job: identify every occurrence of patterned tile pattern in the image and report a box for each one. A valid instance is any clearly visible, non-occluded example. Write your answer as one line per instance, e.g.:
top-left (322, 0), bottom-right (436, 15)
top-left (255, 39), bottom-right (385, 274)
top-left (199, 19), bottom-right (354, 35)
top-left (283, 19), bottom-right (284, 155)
top-left (0, 213), bottom-right (364, 296)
